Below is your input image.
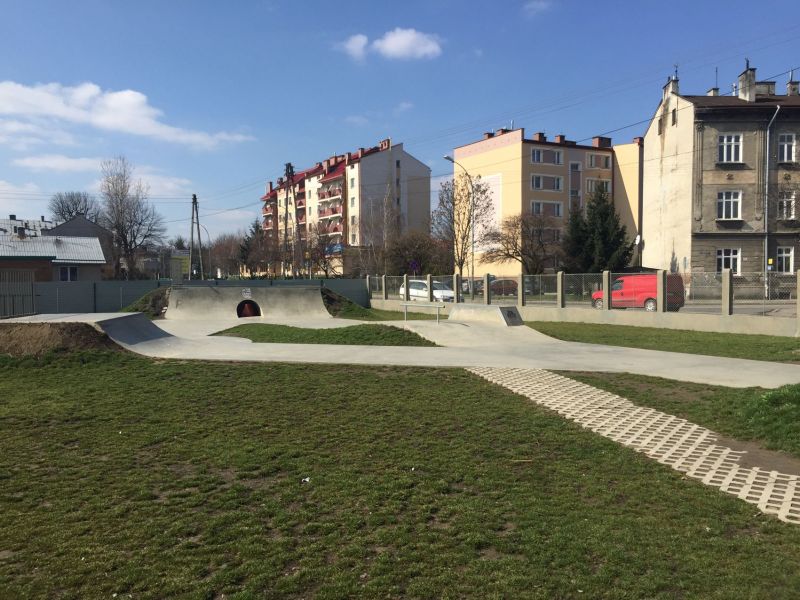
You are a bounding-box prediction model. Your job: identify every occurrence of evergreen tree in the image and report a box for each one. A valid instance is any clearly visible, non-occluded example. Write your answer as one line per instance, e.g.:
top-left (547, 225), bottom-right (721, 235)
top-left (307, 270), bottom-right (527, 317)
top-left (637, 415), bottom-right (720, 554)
top-left (561, 189), bottom-right (633, 272)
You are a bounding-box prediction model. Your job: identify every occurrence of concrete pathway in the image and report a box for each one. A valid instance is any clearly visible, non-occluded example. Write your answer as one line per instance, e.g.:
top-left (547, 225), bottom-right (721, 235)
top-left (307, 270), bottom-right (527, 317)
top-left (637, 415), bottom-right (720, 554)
top-left (469, 367), bottom-right (800, 525)
top-left (8, 312), bottom-right (800, 389)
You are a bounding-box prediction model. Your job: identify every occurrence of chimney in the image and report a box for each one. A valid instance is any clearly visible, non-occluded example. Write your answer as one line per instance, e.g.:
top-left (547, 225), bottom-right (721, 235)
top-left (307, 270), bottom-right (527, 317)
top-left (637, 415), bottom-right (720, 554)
top-left (755, 81), bottom-right (775, 97)
top-left (554, 134), bottom-right (566, 144)
top-left (633, 136), bottom-right (644, 146)
top-left (706, 87), bottom-right (719, 96)
top-left (482, 131), bottom-right (494, 140)
top-left (358, 147), bottom-right (365, 158)
top-left (738, 61), bottom-right (756, 102)
top-left (268, 181), bottom-right (274, 193)
top-left (346, 152), bottom-right (352, 163)
top-left (592, 136), bottom-right (612, 148)
top-left (9, 214), bottom-right (16, 221)
top-left (17, 228), bottom-right (25, 240)
top-left (531, 132), bottom-right (546, 142)
top-left (662, 75), bottom-right (679, 100)
top-left (787, 76), bottom-right (799, 97)
top-left (379, 138), bottom-right (391, 151)
top-left (496, 128), bottom-right (509, 135)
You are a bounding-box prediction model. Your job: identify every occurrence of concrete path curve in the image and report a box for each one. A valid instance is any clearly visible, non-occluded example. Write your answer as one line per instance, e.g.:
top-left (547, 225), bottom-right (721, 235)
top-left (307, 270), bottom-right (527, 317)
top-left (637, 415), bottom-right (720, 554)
top-left (8, 312), bottom-right (800, 389)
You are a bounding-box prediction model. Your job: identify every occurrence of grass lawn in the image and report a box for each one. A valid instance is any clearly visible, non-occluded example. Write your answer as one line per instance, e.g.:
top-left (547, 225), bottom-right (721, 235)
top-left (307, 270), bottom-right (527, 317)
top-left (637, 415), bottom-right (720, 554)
top-left (560, 371), bottom-right (800, 459)
top-left (334, 303), bottom-right (440, 321)
top-left (216, 323), bottom-right (436, 346)
top-left (2, 352), bottom-right (800, 597)
top-left (528, 321), bottom-right (800, 363)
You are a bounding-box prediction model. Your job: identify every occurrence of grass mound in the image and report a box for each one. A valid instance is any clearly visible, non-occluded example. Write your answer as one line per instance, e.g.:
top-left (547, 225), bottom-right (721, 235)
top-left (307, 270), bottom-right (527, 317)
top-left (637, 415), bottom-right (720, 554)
top-left (322, 287), bottom-right (438, 321)
top-left (0, 323), bottom-right (119, 357)
top-left (217, 323), bottom-right (436, 346)
top-left (122, 287), bottom-right (169, 319)
top-left (738, 385), bottom-right (800, 456)
top-left (528, 321), bottom-right (800, 363)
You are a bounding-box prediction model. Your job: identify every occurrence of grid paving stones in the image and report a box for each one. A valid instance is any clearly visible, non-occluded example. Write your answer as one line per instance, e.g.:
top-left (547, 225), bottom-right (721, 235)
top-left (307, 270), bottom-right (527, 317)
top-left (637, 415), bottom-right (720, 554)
top-left (469, 367), bottom-right (800, 525)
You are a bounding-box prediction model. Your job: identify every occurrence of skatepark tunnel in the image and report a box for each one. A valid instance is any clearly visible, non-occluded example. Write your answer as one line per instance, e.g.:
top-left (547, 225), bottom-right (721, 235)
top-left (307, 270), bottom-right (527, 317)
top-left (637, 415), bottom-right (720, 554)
top-left (236, 300), bottom-right (261, 318)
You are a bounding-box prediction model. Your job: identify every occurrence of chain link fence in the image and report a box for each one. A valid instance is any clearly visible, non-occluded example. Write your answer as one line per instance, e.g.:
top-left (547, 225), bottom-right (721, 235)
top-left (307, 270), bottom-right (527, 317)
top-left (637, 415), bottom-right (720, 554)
top-left (368, 275), bottom-right (383, 299)
top-left (733, 272), bottom-right (797, 317)
top-left (523, 274), bottom-right (558, 306)
top-left (680, 272), bottom-right (722, 314)
top-left (563, 273), bottom-right (603, 309)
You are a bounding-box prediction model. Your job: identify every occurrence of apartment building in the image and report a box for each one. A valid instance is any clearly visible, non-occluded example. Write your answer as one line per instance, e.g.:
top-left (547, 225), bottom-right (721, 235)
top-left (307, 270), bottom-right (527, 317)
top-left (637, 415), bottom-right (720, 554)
top-left (451, 128), bottom-right (641, 277)
top-left (642, 63), bottom-right (800, 276)
top-left (261, 138), bottom-right (431, 275)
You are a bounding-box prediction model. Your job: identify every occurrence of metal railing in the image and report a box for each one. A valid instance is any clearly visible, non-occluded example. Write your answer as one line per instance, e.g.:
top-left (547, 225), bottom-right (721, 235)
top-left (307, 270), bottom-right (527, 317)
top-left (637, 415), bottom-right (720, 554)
top-left (0, 269), bottom-right (35, 318)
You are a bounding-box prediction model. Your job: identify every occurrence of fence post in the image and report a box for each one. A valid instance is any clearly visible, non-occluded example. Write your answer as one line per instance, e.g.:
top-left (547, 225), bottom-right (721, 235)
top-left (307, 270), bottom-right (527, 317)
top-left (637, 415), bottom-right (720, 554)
top-left (517, 273), bottom-right (525, 306)
top-left (656, 270), bottom-right (667, 312)
top-left (453, 273), bottom-right (460, 303)
top-left (382, 274), bottom-right (388, 300)
top-left (403, 274), bottom-right (410, 301)
top-left (556, 271), bottom-right (565, 308)
top-left (93, 282), bottom-right (97, 313)
top-left (602, 270), bottom-right (612, 310)
top-left (484, 273), bottom-right (491, 305)
top-left (721, 269), bottom-right (733, 316)
top-left (796, 270), bottom-right (800, 336)
top-left (426, 274), bottom-right (434, 302)
top-left (365, 274), bottom-right (371, 298)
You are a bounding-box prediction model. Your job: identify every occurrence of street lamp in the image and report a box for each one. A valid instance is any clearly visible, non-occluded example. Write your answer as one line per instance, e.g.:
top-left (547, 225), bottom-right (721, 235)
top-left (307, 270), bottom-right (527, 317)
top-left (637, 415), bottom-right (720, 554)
top-left (443, 154), bottom-right (476, 300)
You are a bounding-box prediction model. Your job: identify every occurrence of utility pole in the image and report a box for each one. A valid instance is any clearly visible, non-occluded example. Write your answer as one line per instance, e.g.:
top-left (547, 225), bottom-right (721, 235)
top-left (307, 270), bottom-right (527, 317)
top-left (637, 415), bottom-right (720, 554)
top-left (188, 194), bottom-right (204, 280)
top-left (283, 163), bottom-right (294, 278)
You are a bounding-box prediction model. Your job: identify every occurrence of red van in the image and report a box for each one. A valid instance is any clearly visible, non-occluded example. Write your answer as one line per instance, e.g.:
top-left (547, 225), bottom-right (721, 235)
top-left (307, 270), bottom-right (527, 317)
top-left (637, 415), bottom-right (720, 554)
top-left (591, 274), bottom-right (685, 311)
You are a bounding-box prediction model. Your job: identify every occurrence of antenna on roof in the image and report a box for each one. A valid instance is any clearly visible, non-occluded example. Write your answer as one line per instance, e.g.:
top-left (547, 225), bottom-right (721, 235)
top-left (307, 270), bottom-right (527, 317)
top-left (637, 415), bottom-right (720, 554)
top-left (673, 63), bottom-right (678, 80)
top-left (745, 57), bottom-right (750, 70)
top-left (510, 119), bottom-right (514, 130)
top-left (715, 66), bottom-right (718, 88)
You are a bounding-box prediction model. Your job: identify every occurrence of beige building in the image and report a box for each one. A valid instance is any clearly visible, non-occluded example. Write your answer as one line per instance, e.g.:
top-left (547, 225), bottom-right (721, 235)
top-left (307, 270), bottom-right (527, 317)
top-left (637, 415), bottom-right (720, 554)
top-left (262, 139), bottom-right (431, 275)
top-left (451, 128), bottom-right (641, 277)
top-left (642, 64), bottom-right (800, 276)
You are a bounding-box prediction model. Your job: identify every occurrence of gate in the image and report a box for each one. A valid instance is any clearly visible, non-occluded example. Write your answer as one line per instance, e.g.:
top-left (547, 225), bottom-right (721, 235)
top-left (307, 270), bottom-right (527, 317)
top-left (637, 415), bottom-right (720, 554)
top-left (0, 270), bottom-right (35, 318)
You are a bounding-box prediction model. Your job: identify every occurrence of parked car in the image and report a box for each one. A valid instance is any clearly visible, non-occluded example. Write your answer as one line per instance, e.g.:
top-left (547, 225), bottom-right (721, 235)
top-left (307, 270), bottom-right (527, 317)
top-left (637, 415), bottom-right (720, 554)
top-left (591, 274), bottom-right (685, 311)
top-left (399, 279), bottom-right (455, 302)
top-left (490, 278), bottom-right (518, 297)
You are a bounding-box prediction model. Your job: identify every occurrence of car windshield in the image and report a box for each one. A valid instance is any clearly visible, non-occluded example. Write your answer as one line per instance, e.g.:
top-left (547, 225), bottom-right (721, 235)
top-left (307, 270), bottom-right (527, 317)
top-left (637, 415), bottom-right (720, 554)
top-left (432, 283), bottom-right (452, 290)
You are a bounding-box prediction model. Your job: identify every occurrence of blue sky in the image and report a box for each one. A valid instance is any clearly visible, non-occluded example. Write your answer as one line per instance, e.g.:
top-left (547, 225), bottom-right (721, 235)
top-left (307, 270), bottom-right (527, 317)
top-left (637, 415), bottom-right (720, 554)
top-left (1, 0), bottom-right (799, 238)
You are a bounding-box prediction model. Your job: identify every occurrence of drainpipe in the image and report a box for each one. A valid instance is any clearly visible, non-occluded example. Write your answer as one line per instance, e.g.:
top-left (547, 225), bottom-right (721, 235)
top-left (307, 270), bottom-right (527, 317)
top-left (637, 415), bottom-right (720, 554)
top-left (764, 105), bottom-right (781, 299)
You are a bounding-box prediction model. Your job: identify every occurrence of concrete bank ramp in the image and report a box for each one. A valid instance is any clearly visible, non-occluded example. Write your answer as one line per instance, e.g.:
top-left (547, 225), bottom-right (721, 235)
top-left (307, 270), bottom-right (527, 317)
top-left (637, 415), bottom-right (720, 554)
top-left (448, 304), bottom-right (524, 326)
top-left (166, 285), bottom-right (331, 321)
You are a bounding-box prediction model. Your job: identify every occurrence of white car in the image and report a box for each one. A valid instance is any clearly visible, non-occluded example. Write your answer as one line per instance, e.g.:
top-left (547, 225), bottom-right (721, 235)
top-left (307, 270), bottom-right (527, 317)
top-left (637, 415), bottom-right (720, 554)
top-left (399, 279), bottom-right (455, 302)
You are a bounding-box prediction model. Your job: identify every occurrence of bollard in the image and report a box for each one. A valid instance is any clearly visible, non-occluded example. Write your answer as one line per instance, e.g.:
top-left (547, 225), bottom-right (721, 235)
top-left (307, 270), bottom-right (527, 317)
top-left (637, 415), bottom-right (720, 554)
top-left (722, 269), bottom-right (733, 316)
top-left (556, 271), bottom-right (565, 308)
top-left (484, 273), bottom-right (491, 305)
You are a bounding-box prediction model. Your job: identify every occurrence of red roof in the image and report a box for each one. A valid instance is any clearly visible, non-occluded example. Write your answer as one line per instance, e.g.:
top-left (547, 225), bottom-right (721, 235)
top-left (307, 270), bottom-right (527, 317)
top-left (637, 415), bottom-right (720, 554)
top-left (320, 161), bottom-right (346, 182)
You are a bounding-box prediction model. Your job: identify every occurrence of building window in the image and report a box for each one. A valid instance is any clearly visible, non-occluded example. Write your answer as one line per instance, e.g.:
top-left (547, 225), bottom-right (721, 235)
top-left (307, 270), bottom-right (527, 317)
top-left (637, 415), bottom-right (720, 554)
top-left (586, 179), bottom-right (611, 194)
top-left (531, 175), bottom-right (563, 191)
top-left (671, 108), bottom-right (677, 126)
top-left (778, 134), bottom-right (796, 163)
top-left (778, 191), bottom-right (796, 220)
top-left (59, 266), bottom-right (78, 281)
top-left (553, 150), bottom-right (563, 165)
top-left (532, 201), bottom-right (563, 218)
top-left (716, 248), bottom-right (740, 274)
top-left (532, 149), bottom-right (543, 163)
top-left (350, 197), bottom-right (355, 207)
top-left (350, 177), bottom-right (355, 188)
top-left (351, 233), bottom-right (356, 244)
top-left (657, 117), bottom-right (663, 135)
top-left (350, 215), bottom-right (356, 225)
top-left (777, 247), bottom-right (794, 273)
top-left (396, 160), bottom-right (400, 168)
top-left (718, 134), bottom-right (742, 163)
top-left (716, 191), bottom-right (741, 219)
top-left (588, 154), bottom-right (611, 169)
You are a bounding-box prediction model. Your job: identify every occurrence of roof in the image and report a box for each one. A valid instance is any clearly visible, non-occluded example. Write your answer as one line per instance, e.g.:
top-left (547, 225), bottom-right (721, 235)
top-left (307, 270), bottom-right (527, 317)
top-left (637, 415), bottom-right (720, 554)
top-left (0, 235), bottom-right (107, 264)
top-left (681, 94), bottom-right (800, 109)
top-left (320, 161), bottom-right (346, 182)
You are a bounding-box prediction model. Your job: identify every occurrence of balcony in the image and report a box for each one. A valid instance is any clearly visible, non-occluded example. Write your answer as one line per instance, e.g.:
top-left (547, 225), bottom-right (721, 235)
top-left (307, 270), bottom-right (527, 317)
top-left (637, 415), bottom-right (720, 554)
top-left (318, 187), bottom-right (343, 200)
top-left (318, 205), bottom-right (343, 219)
top-left (321, 224), bottom-right (343, 236)
top-left (262, 203), bottom-right (275, 216)
top-left (297, 215), bottom-right (306, 225)
top-left (295, 198), bottom-right (305, 208)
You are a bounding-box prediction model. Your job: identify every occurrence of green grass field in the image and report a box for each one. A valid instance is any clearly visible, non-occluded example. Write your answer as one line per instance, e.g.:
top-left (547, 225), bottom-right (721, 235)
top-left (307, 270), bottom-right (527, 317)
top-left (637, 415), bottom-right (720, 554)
top-left (562, 371), bottom-right (800, 459)
top-left (216, 323), bottom-right (436, 346)
top-left (2, 351), bottom-right (800, 598)
top-left (528, 321), bottom-right (800, 363)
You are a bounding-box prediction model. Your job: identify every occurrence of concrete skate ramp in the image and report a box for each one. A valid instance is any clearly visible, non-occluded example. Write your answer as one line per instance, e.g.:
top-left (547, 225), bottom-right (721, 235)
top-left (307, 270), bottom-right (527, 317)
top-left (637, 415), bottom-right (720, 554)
top-left (166, 285), bottom-right (331, 321)
top-left (448, 304), bottom-right (524, 326)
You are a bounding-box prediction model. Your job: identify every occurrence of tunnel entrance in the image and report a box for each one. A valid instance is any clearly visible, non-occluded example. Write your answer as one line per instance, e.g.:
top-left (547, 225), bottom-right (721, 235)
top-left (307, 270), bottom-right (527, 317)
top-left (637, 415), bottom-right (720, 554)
top-left (236, 299), bottom-right (261, 318)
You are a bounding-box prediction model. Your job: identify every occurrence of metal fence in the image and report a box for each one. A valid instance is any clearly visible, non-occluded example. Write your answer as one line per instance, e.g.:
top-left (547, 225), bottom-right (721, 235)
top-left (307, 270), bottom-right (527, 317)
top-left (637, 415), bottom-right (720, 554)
top-left (368, 275), bottom-right (383, 299)
top-left (680, 272), bottom-right (722, 315)
top-left (563, 273), bottom-right (603, 309)
top-left (0, 269), bottom-right (35, 318)
top-left (523, 274), bottom-right (558, 306)
top-left (385, 276), bottom-right (405, 299)
top-left (732, 272), bottom-right (797, 318)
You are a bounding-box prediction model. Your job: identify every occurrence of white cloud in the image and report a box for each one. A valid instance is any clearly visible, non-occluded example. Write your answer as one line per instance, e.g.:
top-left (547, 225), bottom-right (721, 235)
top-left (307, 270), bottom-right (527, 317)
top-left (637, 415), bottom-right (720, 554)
top-left (371, 28), bottom-right (442, 60)
top-left (338, 34), bottom-right (369, 61)
top-left (338, 28), bottom-right (442, 62)
top-left (394, 101), bottom-right (414, 115)
top-left (0, 180), bottom-right (45, 218)
top-left (0, 119), bottom-right (75, 151)
top-left (0, 81), bottom-right (254, 150)
top-left (344, 115), bottom-right (369, 126)
top-left (12, 154), bottom-right (101, 172)
top-left (138, 170), bottom-right (192, 197)
top-left (522, 0), bottom-right (551, 17)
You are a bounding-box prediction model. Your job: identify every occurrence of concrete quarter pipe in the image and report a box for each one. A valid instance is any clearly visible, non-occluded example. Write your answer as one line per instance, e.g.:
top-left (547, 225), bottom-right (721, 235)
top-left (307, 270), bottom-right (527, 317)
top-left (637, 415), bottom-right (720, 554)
top-left (166, 285), bottom-right (332, 321)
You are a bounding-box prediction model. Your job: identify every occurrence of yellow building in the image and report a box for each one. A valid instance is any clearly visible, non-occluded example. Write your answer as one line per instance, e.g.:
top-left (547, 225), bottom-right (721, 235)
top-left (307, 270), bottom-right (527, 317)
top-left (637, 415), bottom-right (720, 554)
top-left (451, 128), bottom-right (641, 276)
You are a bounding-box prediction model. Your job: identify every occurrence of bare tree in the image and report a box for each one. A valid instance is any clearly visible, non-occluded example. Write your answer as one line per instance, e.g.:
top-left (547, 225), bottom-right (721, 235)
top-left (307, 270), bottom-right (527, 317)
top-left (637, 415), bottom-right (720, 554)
top-left (430, 173), bottom-right (494, 277)
top-left (481, 213), bottom-right (563, 274)
top-left (48, 191), bottom-right (100, 222)
top-left (99, 156), bottom-right (165, 279)
top-left (351, 196), bottom-right (402, 275)
top-left (208, 232), bottom-right (244, 277)
top-left (307, 222), bottom-right (340, 277)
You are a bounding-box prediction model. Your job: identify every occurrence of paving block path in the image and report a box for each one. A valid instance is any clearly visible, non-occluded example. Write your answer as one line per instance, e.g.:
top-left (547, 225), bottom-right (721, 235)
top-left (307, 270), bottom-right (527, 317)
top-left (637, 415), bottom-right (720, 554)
top-left (469, 367), bottom-right (800, 525)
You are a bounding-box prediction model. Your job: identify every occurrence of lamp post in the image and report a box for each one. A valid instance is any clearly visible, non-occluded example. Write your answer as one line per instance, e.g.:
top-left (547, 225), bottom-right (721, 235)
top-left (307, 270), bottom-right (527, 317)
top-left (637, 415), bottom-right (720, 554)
top-left (444, 155), bottom-right (476, 300)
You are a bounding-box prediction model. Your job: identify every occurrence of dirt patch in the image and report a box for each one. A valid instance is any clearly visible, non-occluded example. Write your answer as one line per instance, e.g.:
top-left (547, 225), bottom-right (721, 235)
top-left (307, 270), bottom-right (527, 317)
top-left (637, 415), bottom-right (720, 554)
top-left (716, 435), bottom-right (800, 476)
top-left (0, 323), bottom-right (120, 357)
